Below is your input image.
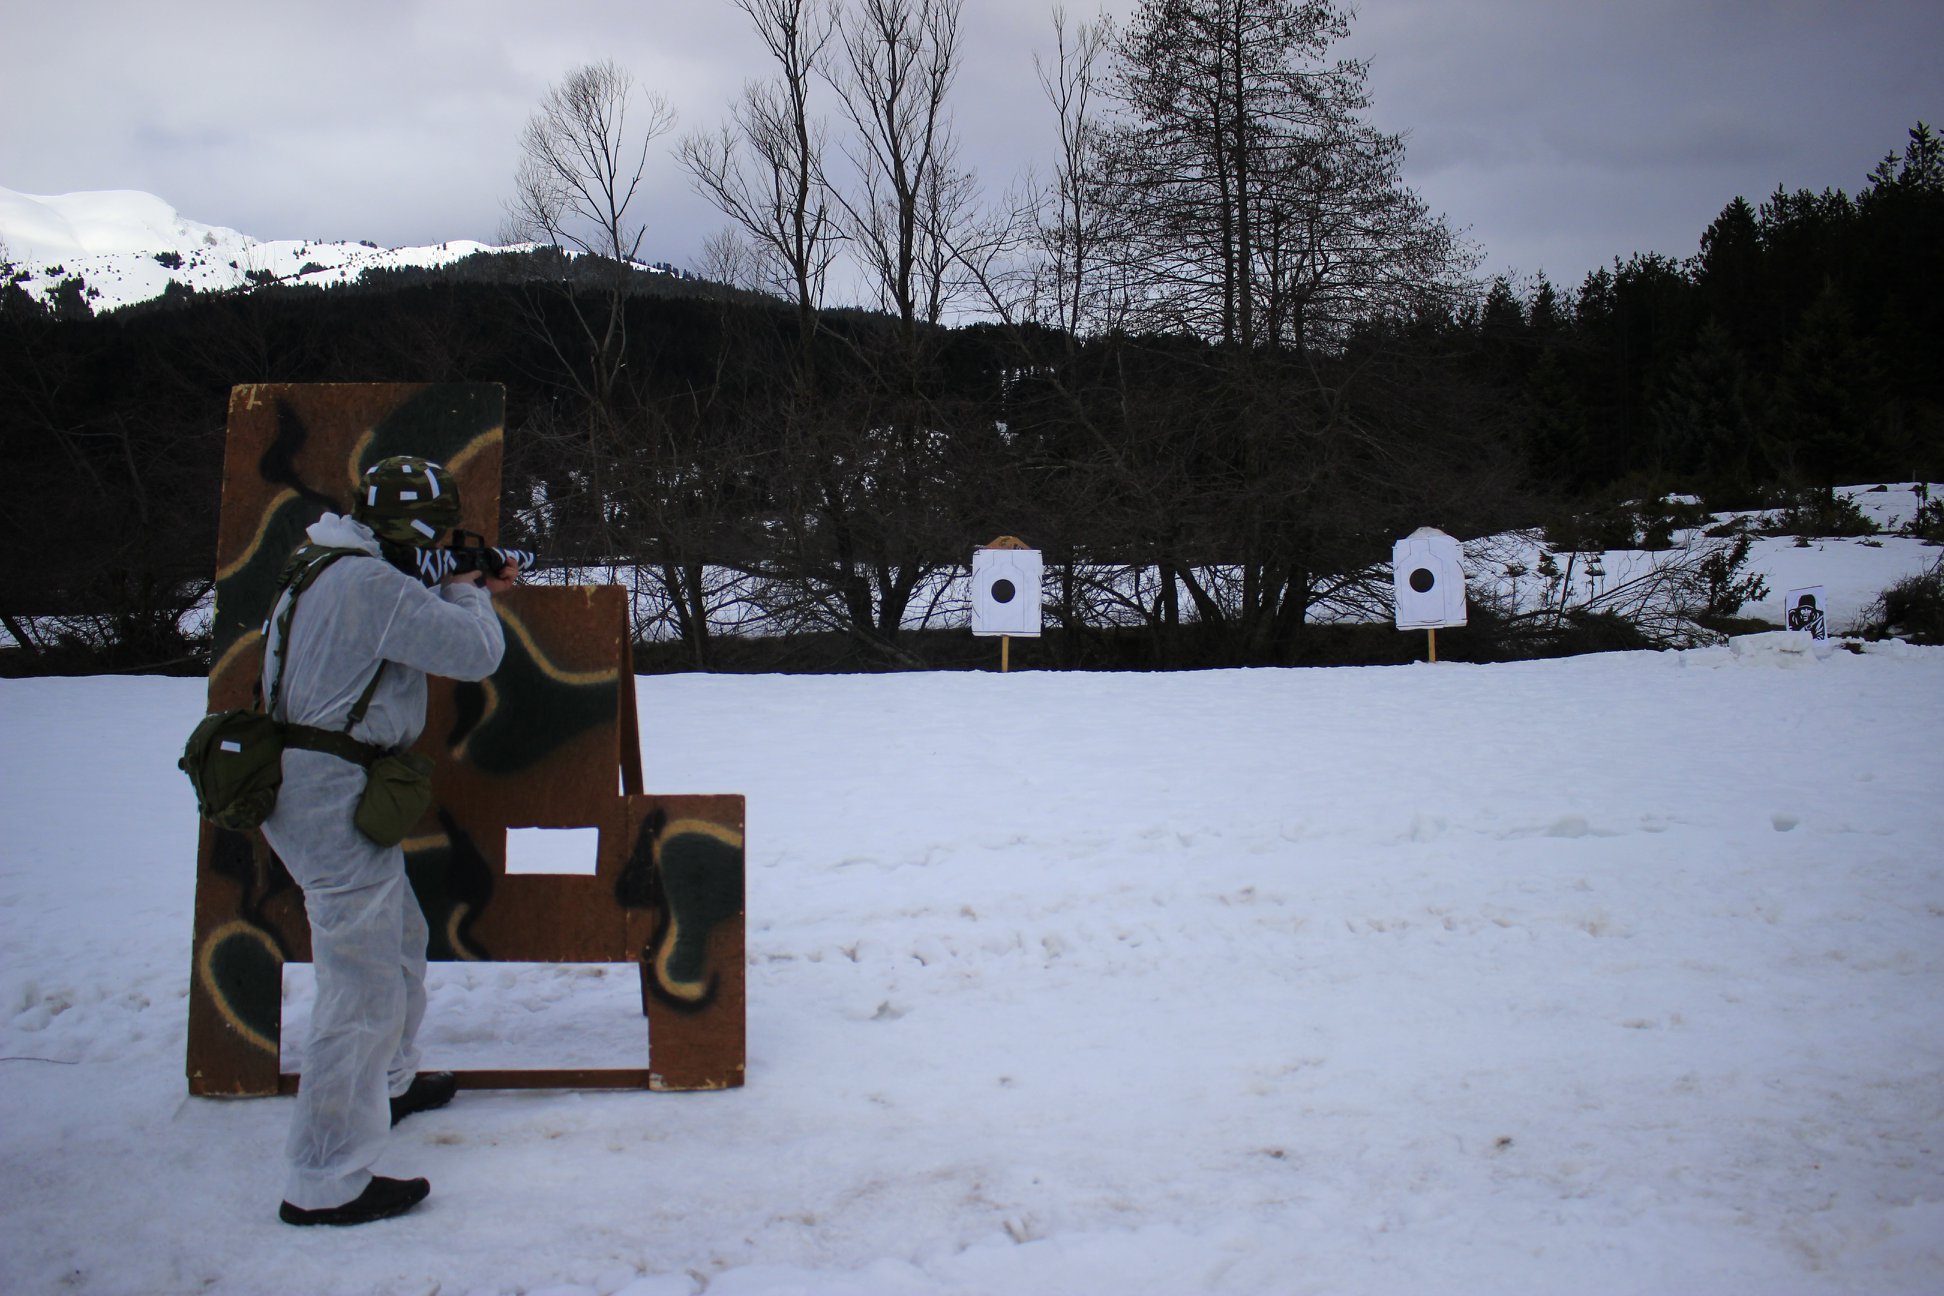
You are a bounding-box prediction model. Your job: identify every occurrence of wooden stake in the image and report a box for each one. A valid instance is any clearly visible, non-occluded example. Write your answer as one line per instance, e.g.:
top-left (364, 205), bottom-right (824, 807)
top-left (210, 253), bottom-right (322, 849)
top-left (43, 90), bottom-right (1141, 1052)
top-left (1001, 634), bottom-right (1011, 673)
top-left (1428, 627), bottom-right (1437, 663)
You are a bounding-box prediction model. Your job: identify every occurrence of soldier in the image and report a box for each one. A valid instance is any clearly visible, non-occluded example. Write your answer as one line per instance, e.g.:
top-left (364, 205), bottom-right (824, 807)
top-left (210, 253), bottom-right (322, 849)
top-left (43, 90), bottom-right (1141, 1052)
top-left (263, 456), bottom-right (516, 1226)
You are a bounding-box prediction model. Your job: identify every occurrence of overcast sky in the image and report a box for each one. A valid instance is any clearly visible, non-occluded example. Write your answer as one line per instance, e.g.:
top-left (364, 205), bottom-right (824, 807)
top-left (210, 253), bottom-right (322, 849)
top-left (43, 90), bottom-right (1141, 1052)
top-left (3, 0), bottom-right (1937, 296)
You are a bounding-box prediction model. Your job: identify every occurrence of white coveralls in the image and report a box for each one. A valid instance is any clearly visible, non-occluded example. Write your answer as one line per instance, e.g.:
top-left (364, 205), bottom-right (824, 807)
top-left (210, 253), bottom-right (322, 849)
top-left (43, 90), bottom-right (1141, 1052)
top-left (259, 513), bottom-right (505, 1210)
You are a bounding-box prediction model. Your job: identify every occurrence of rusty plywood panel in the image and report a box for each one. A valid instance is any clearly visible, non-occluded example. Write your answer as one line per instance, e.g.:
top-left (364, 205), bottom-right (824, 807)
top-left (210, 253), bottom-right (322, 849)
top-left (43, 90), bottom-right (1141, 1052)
top-left (627, 795), bottom-right (748, 1091)
top-left (187, 383), bottom-right (747, 1099)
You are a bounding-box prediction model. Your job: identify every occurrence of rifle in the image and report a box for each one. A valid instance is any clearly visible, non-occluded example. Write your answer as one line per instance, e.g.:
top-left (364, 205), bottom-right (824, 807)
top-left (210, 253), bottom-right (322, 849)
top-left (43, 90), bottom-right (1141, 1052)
top-left (412, 529), bottom-right (540, 584)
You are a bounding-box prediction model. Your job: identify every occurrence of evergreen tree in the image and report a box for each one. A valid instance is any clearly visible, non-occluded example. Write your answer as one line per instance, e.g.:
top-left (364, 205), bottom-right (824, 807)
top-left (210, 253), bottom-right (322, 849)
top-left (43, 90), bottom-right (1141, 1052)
top-left (1652, 318), bottom-right (1764, 487)
top-left (1475, 274), bottom-right (1529, 386)
top-left (1522, 347), bottom-right (1590, 491)
top-left (1694, 196), bottom-right (1766, 353)
top-left (1527, 274), bottom-right (1565, 336)
top-left (46, 277), bottom-right (94, 323)
top-left (1776, 279), bottom-right (1886, 486)
top-left (1855, 122), bottom-right (1944, 465)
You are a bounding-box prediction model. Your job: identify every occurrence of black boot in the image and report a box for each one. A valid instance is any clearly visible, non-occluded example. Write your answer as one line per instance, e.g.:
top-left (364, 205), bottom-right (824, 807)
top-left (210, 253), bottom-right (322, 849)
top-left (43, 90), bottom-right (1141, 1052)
top-left (390, 1071), bottom-right (458, 1125)
top-left (280, 1176), bottom-right (429, 1226)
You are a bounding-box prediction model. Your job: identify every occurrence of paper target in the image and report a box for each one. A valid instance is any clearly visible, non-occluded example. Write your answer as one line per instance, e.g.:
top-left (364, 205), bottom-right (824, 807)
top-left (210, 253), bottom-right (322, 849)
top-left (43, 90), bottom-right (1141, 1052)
top-left (1392, 528), bottom-right (1468, 630)
top-left (1784, 585), bottom-right (1828, 641)
top-left (971, 548), bottom-right (1043, 637)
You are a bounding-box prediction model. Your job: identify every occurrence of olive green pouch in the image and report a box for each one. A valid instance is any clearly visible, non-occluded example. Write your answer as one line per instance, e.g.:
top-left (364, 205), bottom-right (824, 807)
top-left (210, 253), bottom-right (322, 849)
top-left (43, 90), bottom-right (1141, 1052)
top-left (354, 751), bottom-right (436, 846)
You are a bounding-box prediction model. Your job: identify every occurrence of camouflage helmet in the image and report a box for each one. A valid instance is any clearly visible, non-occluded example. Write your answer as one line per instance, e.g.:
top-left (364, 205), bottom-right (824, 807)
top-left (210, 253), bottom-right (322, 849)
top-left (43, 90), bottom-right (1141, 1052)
top-left (352, 455), bottom-right (462, 546)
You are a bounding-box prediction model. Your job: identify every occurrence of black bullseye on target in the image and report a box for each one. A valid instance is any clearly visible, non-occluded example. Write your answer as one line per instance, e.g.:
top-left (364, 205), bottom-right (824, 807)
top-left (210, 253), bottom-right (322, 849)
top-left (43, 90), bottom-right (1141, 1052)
top-left (1409, 567), bottom-right (1436, 594)
top-left (991, 579), bottom-right (1016, 604)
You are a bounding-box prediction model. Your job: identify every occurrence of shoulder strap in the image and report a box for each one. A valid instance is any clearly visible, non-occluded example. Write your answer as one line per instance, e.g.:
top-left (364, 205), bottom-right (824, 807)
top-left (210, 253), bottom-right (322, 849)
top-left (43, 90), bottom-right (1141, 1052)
top-left (264, 546), bottom-right (372, 720)
top-left (345, 659), bottom-right (388, 735)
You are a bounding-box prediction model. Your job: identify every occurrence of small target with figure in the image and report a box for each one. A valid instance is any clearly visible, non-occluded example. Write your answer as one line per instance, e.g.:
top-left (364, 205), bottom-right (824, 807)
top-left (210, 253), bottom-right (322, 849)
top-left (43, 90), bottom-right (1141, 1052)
top-left (1784, 585), bottom-right (1828, 641)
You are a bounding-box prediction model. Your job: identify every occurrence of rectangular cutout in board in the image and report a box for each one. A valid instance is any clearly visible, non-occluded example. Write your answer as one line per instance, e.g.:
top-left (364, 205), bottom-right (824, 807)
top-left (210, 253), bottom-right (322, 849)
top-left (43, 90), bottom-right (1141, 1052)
top-left (505, 827), bottom-right (601, 876)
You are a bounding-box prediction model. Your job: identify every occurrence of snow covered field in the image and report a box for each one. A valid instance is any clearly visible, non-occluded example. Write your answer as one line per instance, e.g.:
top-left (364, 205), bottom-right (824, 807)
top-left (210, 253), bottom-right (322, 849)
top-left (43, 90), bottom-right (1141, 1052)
top-left (3, 636), bottom-right (1942, 1295)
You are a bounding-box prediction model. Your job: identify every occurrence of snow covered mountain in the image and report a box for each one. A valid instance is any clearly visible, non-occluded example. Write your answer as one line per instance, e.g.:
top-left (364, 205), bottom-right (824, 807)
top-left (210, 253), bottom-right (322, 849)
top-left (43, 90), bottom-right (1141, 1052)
top-left (0, 186), bottom-right (506, 313)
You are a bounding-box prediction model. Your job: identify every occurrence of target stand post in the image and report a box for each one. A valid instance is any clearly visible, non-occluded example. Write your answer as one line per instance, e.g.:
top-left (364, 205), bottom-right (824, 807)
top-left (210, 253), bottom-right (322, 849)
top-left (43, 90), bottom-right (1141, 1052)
top-left (1427, 628), bottom-right (1437, 663)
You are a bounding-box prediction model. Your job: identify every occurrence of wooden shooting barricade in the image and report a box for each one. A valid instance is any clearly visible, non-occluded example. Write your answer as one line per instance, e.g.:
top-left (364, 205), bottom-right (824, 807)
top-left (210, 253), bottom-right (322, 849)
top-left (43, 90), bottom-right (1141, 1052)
top-left (187, 383), bottom-right (746, 1097)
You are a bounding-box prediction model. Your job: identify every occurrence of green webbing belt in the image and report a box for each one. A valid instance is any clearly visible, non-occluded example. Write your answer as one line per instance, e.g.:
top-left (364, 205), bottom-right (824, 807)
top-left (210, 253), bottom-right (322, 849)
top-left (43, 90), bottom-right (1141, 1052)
top-left (282, 724), bottom-right (386, 767)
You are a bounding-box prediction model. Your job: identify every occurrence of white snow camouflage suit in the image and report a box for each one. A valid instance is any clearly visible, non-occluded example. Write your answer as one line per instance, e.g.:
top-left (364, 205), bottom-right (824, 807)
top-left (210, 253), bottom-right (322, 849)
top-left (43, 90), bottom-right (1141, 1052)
top-left (260, 512), bottom-right (505, 1210)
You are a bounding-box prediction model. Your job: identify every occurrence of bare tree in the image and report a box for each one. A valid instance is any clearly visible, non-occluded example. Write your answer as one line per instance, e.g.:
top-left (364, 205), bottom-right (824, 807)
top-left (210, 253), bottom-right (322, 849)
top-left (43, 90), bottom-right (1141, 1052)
top-left (1033, 7), bottom-right (1117, 341)
top-left (684, 0), bottom-right (983, 662)
top-left (679, 0), bottom-right (840, 344)
top-left (505, 60), bottom-right (676, 416)
top-left (503, 62), bottom-right (744, 662)
top-left (1100, 0), bottom-right (1468, 355)
top-left (830, 0), bottom-right (973, 335)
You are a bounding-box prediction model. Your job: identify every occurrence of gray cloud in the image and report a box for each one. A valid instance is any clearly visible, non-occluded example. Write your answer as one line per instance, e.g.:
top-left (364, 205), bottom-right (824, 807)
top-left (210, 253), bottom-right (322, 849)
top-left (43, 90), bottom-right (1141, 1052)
top-left (3, 0), bottom-right (1936, 298)
top-left (1346, 0), bottom-right (1941, 284)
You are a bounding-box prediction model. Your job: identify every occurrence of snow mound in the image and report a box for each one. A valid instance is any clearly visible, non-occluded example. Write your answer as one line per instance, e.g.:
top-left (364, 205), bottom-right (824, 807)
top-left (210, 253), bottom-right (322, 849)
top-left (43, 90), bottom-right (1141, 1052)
top-left (1728, 629), bottom-right (1833, 663)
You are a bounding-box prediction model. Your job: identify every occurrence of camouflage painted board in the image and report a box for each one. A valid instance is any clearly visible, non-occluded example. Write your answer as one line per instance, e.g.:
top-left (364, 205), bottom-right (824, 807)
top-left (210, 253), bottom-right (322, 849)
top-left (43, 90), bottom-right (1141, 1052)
top-left (187, 384), bottom-right (746, 1097)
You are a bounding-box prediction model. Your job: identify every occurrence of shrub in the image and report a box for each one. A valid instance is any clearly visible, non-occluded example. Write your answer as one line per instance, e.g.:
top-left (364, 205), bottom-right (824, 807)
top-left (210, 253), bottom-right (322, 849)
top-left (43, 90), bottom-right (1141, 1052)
top-left (1904, 498), bottom-right (1944, 543)
top-left (153, 250), bottom-right (184, 269)
top-left (1541, 504), bottom-right (1641, 553)
top-left (1858, 561), bottom-right (1944, 644)
top-left (1704, 516), bottom-right (1752, 539)
top-left (1544, 497), bottom-right (1710, 553)
top-left (1700, 534), bottom-right (1769, 618)
top-left (1763, 488), bottom-right (1880, 538)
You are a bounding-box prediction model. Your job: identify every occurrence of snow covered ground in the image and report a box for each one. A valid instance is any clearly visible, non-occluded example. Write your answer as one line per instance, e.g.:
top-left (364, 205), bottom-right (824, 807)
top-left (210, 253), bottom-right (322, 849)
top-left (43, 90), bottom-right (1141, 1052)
top-left (3, 635), bottom-right (1942, 1294)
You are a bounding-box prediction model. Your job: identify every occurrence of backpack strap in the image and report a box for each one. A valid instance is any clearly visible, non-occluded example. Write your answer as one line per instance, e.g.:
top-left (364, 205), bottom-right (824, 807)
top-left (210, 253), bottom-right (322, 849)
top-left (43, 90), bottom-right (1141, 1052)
top-left (263, 545), bottom-right (378, 723)
top-left (341, 657), bottom-right (390, 745)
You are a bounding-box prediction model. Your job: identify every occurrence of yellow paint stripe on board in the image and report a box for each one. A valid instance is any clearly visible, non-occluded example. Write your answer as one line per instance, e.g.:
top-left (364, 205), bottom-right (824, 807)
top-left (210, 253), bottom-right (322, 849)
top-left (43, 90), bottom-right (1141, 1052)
top-left (208, 628), bottom-right (264, 685)
top-left (215, 488), bottom-right (301, 582)
top-left (400, 829), bottom-right (451, 855)
top-left (653, 940), bottom-right (710, 1003)
top-left (445, 903), bottom-right (482, 961)
top-left (195, 920), bottom-right (281, 1057)
top-left (495, 606), bottom-right (621, 687)
top-left (451, 678), bottom-right (500, 764)
top-left (445, 427), bottom-right (503, 478)
top-left (344, 429), bottom-right (377, 495)
top-left (655, 819), bottom-right (746, 857)
top-left (649, 818), bottom-right (745, 1002)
